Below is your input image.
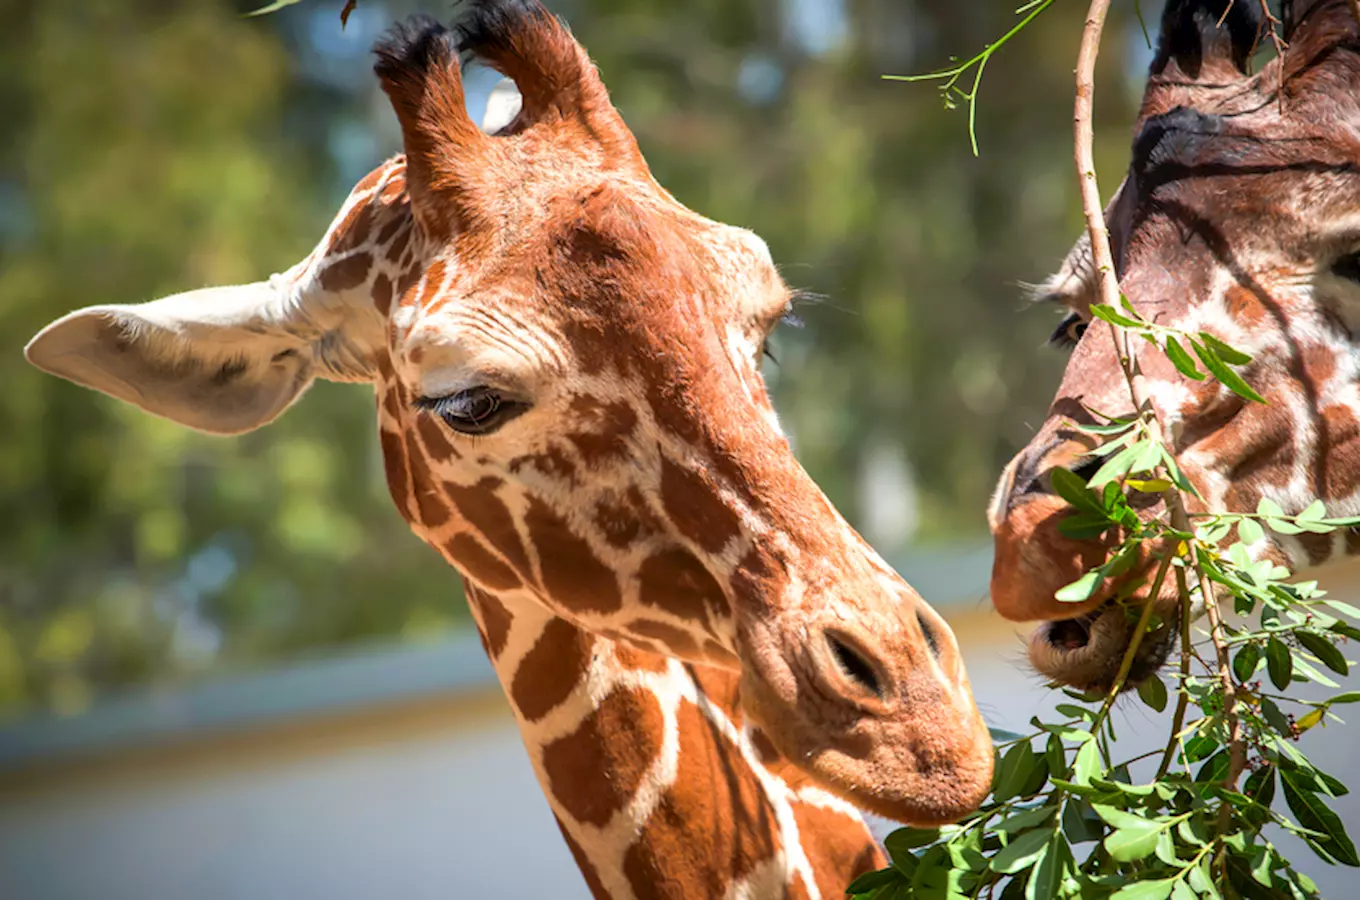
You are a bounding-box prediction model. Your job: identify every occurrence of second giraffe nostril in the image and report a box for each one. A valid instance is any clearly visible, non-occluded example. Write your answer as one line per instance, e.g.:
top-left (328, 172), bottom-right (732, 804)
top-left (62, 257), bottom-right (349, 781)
top-left (1060, 455), bottom-right (1102, 487)
top-left (917, 611), bottom-right (940, 658)
top-left (826, 633), bottom-right (883, 698)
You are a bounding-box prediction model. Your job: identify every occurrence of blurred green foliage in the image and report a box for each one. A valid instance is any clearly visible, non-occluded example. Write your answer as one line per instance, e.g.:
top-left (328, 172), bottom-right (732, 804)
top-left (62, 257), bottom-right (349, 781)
top-left (0, 0), bottom-right (1143, 718)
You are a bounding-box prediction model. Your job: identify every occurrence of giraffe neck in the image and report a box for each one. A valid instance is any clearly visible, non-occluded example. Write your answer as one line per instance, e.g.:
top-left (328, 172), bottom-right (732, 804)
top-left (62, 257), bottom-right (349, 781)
top-left (463, 581), bottom-right (884, 900)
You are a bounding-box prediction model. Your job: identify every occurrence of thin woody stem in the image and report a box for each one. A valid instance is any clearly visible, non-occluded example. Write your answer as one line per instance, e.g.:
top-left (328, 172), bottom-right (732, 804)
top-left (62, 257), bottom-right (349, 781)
top-left (1155, 564), bottom-right (1195, 779)
top-left (1258, 0), bottom-right (1287, 113)
top-left (1092, 550), bottom-right (1176, 740)
top-left (1074, 0), bottom-right (1246, 804)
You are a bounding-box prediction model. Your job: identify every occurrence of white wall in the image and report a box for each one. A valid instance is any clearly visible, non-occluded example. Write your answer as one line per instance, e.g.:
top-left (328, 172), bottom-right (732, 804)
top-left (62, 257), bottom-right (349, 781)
top-left (0, 694), bottom-right (590, 900)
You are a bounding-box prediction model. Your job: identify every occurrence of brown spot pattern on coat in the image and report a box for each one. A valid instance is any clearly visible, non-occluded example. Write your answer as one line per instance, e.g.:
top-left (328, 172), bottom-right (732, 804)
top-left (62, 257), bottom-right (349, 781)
top-left (638, 547), bottom-right (729, 627)
top-left (406, 429), bottom-right (450, 528)
top-left (511, 618), bottom-right (592, 722)
top-left (567, 394), bottom-right (637, 464)
top-left (627, 619), bottom-right (702, 660)
top-left (446, 479), bottom-right (532, 574)
top-left (542, 686), bottom-right (664, 826)
top-left (525, 497), bottom-right (623, 613)
top-left (556, 825), bottom-right (609, 899)
top-left (510, 445), bottom-right (578, 483)
top-left (445, 534), bottom-right (523, 592)
top-left (319, 252), bottom-right (373, 292)
top-left (467, 588), bottom-right (512, 659)
top-left (379, 429), bottom-right (413, 519)
top-left (659, 455), bottom-right (741, 553)
top-left (416, 413), bottom-right (460, 463)
top-left (790, 800), bottom-right (884, 899)
top-left (372, 273), bottom-right (394, 317)
top-left (594, 487), bottom-right (662, 548)
top-left (613, 641), bottom-right (670, 674)
top-left (622, 699), bottom-right (778, 897)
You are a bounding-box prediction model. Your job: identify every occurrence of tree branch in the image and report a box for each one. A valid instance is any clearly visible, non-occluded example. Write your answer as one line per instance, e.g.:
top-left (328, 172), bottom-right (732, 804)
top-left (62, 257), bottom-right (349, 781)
top-left (1073, 0), bottom-right (1245, 802)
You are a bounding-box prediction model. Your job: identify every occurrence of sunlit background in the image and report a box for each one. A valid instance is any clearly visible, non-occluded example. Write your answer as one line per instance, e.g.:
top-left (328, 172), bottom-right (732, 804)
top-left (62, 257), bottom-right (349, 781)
top-left (2, 1), bottom-right (1356, 898)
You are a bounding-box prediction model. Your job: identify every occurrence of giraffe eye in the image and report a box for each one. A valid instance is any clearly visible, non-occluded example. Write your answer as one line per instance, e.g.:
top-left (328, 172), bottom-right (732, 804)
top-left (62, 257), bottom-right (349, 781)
top-left (414, 387), bottom-right (528, 435)
top-left (1332, 251), bottom-right (1360, 283)
top-left (1049, 312), bottom-right (1089, 349)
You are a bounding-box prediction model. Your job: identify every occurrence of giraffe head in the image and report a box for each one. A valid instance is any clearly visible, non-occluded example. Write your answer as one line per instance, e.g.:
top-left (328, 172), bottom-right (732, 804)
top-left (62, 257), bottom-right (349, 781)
top-left (25, 0), bottom-right (992, 824)
top-left (988, 0), bottom-right (1360, 690)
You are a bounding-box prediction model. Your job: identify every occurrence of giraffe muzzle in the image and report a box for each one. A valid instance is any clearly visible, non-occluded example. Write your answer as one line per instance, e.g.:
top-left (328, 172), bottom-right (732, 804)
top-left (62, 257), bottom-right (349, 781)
top-left (734, 601), bottom-right (994, 826)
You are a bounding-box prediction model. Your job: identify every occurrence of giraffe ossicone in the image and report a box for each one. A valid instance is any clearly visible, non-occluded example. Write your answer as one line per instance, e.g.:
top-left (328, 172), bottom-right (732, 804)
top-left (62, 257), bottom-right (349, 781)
top-left (988, 0), bottom-right (1360, 691)
top-left (26, 1), bottom-right (995, 894)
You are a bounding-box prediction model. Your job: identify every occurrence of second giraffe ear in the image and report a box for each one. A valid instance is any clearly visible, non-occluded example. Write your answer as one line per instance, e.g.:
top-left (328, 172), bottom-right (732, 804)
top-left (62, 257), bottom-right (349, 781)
top-left (25, 272), bottom-right (384, 435)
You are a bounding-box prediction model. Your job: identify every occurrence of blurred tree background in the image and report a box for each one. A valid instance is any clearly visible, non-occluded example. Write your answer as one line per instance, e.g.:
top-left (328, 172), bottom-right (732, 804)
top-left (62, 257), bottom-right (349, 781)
top-left (0, 0), bottom-right (1149, 719)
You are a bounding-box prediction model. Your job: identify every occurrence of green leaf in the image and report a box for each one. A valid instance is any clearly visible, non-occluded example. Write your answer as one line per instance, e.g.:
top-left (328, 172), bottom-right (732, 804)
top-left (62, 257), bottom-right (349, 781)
top-left (1090, 304), bottom-right (1142, 328)
top-left (1061, 800), bottom-right (1104, 844)
top-left (1164, 336), bottom-right (1205, 380)
top-left (1125, 477), bottom-right (1172, 493)
top-left (1266, 637), bottom-right (1293, 689)
top-left (995, 805), bottom-right (1057, 836)
top-left (991, 827), bottom-right (1054, 874)
top-left (994, 742), bottom-right (1041, 802)
top-left (1297, 631), bottom-right (1349, 675)
top-left (846, 867), bottom-right (903, 895)
top-left (1096, 808), bottom-right (1163, 862)
top-left (1110, 878), bottom-right (1176, 900)
top-left (1050, 467), bottom-right (1103, 512)
top-left (1092, 804), bottom-right (1159, 831)
top-left (1234, 642), bottom-right (1262, 683)
top-left (1137, 674), bottom-right (1168, 712)
top-left (1036, 720), bottom-right (1094, 743)
top-left (1090, 441), bottom-right (1151, 487)
top-left (1298, 499), bottom-right (1328, 522)
top-left (1188, 858), bottom-right (1218, 898)
top-left (1056, 570), bottom-right (1104, 604)
top-left (1059, 512), bottom-right (1115, 540)
top-left (1195, 749), bottom-right (1230, 785)
top-left (1154, 830), bottom-right (1182, 866)
top-left (884, 827), bottom-right (939, 862)
top-left (1198, 332), bottom-right (1253, 365)
top-left (1258, 497), bottom-right (1285, 518)
top-left (1178, 813), bottom-right (1210, 848)
top-left (1072, 737), bottom-right (1101, 786)
top-left (1280, 768), bottom-right (1360, 866)
top-left (1261, 698), bottom-right (1292, 736)
top-left (1238, 517), bottom-right (1265, 545)
top-left (1184, 734), bottom-right (1219, 763)
top-left (1243, 766), bottom-right (1277, 826)
top-left (1325, 600), bottom-right (1360, 620)
top-left (1170, 881), bottom-right (1197, 900)
top-left (1191, 338), bottom-right (1266, 403)
top-left (1329, 690), bottom-right (1360, 704)
top-left (1024, 832), bottom-right (1067, 900)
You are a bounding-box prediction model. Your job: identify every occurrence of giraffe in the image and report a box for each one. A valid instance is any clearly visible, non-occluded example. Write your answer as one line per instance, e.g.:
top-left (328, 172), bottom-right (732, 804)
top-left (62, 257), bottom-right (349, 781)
top-left (986, 0), bottom-right (1360, 691)
top-left (23, 3), bottom-right (994, 896)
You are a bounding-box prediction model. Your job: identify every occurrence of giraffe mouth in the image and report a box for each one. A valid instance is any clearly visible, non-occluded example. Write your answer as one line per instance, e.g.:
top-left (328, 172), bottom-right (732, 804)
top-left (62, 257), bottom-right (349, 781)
top-left (1027, 603), bottom-right (1176, 693)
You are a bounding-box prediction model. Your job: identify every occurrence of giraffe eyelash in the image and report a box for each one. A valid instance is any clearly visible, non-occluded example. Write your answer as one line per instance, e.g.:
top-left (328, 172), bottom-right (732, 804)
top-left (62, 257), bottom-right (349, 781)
top-left (761, 308), bottom-right (804, 366)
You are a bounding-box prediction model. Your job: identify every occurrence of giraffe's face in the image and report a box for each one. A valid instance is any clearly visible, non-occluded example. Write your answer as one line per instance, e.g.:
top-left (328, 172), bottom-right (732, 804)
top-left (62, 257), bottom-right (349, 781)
top-left (24, 5), bottom-right (993, 824)
top-left (989, 0), bottom-right (1360, 690)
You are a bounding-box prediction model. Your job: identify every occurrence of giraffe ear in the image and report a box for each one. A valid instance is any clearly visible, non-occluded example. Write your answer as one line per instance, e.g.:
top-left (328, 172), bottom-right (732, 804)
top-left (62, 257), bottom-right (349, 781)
top-left (24, 273), bottom-right (383, 435)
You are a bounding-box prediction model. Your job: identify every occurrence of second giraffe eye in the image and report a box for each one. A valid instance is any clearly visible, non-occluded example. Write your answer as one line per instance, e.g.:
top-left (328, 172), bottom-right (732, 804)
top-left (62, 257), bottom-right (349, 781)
top-left (415, 387), bottom-right (528, 436)
top-left (1049, 312), bottom-right (1089, 349)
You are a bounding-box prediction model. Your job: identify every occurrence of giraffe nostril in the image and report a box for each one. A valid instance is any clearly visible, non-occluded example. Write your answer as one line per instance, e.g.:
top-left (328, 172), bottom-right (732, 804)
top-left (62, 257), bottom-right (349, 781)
top-left (826, 633), bottom-right (883, 698)
top-left (917, 611), bottom-right (940, 658)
